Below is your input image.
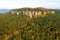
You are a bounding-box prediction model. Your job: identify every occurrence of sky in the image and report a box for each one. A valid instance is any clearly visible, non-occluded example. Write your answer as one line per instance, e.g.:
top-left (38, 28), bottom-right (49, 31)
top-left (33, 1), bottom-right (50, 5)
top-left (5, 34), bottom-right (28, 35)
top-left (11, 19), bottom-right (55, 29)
top-left (0, 0), bottom-right (60, 9)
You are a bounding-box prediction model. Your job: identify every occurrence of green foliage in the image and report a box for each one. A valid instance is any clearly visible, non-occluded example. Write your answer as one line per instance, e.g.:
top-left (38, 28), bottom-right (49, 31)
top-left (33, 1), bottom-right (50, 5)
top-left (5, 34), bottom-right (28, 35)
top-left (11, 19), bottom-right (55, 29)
top-left (0, 13), bottom-right (60, 40)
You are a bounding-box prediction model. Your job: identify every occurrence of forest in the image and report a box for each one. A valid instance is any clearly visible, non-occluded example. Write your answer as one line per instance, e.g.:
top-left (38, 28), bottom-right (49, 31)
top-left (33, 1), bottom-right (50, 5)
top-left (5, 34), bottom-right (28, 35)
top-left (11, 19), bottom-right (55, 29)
top-left (0, 12), bottom-right (60, 40)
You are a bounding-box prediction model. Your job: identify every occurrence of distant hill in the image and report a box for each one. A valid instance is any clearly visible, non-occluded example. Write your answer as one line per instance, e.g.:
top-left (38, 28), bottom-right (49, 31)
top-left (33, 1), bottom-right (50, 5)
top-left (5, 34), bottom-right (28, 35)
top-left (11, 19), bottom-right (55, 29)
top-left (53, 9), bottom-right (60, 14)
top-left (0, 7), bottom-right (60, 14)
top-left (0, 9), bottom-right (11, 13)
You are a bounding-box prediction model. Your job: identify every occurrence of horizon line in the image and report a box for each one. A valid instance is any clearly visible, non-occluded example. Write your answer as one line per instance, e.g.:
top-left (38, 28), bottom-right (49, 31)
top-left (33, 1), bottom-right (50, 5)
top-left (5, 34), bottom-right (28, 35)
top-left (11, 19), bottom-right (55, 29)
top-left (0, 7), bottom-right (60, 9)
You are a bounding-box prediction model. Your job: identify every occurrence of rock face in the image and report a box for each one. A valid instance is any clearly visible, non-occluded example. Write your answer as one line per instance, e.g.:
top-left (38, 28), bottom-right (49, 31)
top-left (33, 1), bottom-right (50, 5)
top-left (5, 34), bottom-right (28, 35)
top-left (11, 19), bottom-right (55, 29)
top-left (11, 8), bottom-right (55, 18)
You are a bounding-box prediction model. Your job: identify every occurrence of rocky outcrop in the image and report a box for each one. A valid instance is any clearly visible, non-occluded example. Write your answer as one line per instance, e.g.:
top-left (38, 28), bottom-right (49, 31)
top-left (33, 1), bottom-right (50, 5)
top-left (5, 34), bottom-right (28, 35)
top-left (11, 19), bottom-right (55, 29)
top-left (11, 8), bottom-right (55, 18)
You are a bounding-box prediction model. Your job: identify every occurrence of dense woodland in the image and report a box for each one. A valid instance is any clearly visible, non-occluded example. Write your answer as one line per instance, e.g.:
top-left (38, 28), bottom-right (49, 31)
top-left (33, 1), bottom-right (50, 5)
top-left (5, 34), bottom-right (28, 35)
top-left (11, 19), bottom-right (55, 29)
top-left (0, 12), bottom-right (60, 40)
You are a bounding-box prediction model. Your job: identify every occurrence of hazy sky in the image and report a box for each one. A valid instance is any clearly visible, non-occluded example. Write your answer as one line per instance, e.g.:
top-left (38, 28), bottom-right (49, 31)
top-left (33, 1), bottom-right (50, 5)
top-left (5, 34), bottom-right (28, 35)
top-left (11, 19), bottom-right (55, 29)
top-left (0, 0), bottom-right (60, 9)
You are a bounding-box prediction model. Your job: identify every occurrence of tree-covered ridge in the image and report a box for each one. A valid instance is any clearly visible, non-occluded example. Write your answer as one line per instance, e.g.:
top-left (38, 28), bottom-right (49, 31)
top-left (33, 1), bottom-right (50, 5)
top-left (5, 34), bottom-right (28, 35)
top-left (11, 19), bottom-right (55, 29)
top-left (11, 7), bottom-right (55, 12)
top-left (10, 8), bottom-right (55, 19)
top-left (0, 13), bottom-right (60, 40)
